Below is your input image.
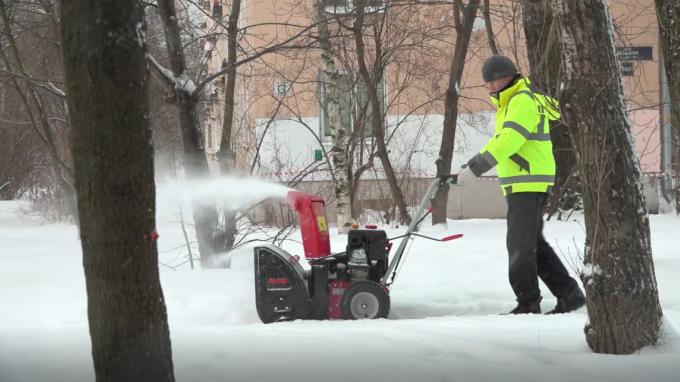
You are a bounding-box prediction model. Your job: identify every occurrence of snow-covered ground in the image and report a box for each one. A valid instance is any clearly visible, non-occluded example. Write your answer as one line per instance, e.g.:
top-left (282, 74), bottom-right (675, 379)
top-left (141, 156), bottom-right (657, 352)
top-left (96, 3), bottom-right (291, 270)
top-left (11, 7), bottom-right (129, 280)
top-left (1, 178), bottom-right (679, 382)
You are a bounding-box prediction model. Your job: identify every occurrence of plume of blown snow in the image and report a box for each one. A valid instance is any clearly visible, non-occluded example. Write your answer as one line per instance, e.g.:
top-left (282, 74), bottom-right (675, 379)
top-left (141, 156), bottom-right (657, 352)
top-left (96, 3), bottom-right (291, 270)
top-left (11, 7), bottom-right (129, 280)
top-left (156, 176), bottom-right (293, 212)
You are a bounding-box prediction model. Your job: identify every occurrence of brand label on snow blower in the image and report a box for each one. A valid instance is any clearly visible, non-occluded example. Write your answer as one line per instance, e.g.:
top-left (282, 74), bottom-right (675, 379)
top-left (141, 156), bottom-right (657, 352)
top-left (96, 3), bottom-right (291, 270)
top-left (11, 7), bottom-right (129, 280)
top-left (268, 277), bottom-right (288, 284)
top-left (317, 216), bottom-right (328, 232)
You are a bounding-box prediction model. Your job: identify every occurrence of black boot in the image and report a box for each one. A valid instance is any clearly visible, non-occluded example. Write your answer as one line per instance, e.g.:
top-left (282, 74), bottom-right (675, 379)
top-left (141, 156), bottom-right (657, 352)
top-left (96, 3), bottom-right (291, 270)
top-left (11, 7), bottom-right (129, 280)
top-left (504, 300), bottom-right (541, 315)
top-left (546, 287), bottom-right (586, 314)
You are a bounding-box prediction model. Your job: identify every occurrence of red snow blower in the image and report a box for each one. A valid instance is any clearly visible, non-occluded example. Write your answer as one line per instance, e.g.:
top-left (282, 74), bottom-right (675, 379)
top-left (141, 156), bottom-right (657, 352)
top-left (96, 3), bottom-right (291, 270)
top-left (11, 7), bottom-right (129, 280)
top-left (254, 175), bottom-right (463, 323)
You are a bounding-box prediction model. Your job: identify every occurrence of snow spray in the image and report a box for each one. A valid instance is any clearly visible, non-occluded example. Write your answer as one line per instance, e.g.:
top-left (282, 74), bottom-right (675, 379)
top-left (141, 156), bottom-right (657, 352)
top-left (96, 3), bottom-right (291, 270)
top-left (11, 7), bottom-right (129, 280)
top-left (157, 175), bottom-right (292, 212)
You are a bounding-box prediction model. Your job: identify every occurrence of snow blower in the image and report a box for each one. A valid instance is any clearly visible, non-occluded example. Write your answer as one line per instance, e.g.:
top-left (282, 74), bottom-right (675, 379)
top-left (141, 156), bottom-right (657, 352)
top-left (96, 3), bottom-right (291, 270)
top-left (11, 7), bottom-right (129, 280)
top-left (254, 175), bottom-right (463, 323)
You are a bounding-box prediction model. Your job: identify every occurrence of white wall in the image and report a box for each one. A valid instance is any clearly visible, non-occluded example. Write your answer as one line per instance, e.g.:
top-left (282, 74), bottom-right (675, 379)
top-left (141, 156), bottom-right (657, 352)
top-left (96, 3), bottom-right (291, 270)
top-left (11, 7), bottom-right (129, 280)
top-left (254, 112), bottom-right (498, 181)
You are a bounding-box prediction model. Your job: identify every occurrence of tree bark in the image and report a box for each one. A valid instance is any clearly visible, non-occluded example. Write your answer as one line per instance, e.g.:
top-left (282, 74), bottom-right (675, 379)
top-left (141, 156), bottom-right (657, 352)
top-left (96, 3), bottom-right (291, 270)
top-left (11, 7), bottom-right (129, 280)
top-left (60, 1), bottom-right (175, 380)
top-left (353, 0), bottom-right (411, 225)
top-left (217, 0), bottom-right (242, 250)
top-left (482, 0), bottom-right (499, 55)
top-left (656, 0), bottom-right (680, 212)
top-left (521, 0), bottom-right (580, 219)
top-left (551, 0), bottom-right (663, 354)
top-left (218, 0), bottom-right (241, 175)
top-left (156, 0), bottom-right (226, 266)
top-left (432, 0), bottom-right (479, 225)
top-left (315, 0), bottom-right (353, 233)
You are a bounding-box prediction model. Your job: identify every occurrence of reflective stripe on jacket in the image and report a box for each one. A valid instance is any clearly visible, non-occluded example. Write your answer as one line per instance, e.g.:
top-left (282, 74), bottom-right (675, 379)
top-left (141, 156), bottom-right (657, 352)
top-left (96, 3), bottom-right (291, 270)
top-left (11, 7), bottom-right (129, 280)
top-left (472, 77), bottom-right (559, 195)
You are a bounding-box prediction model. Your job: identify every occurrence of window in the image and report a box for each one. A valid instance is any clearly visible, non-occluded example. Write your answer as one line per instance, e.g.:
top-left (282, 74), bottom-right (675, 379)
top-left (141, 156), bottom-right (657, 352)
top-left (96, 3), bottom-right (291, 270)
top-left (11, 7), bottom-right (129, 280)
top-left (354, 72), bottom-right (385, 137)
top-left (323, 0), bottom-right (386, 15)
top-left (324, 0), bottom-right (350, 14)
top-left (365, 0), bottom-right (386, 9)
top-left (319, 70), bottom-right (385, 138)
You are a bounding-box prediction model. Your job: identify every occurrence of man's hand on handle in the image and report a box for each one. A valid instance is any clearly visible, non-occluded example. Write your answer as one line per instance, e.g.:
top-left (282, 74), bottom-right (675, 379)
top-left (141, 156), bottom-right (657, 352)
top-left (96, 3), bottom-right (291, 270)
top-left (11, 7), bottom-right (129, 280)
top-left (456, 166), bottom-right (477, 186)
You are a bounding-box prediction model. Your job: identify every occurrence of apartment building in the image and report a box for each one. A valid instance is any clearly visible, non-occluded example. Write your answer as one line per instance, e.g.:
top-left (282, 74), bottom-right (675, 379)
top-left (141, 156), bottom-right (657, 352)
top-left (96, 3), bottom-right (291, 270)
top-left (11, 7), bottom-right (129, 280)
top-left (200, 0), bottom-right (667, 218)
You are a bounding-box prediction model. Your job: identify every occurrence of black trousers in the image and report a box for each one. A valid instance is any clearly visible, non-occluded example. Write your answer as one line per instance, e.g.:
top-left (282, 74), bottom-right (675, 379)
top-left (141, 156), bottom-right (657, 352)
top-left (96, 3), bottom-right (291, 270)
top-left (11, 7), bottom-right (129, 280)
top-left (506, 192), bottom-right (578, 304)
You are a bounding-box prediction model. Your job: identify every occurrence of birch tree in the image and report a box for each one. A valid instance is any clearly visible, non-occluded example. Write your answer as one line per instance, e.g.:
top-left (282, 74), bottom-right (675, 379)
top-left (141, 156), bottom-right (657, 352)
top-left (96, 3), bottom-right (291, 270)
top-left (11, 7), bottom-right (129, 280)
top-left (152, 1), bottom-right (325, 254)
top-left (60, 0), bottom-right (175, 379)
top-left (315, 0), bottom-right (353, 233)
top-left (551, 0), bottom-right (662, 354)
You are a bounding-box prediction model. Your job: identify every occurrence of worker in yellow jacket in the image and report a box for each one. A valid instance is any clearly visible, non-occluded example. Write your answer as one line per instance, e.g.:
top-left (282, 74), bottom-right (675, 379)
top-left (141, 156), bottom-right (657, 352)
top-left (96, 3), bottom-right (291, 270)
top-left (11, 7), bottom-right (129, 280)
top-left (458, 55), bottom-right (585, 314)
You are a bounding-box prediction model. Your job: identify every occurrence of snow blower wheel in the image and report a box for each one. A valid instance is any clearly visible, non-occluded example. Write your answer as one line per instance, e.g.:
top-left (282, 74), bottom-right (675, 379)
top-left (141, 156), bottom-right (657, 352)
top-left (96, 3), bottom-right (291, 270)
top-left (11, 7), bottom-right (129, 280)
top-left (341, 281), bottom-right (390, 319)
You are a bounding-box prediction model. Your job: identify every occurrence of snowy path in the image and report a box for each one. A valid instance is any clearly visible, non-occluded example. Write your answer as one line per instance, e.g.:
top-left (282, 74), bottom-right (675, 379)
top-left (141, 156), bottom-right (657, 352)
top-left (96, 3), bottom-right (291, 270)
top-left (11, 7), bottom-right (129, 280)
top-left (1, 201), bottom-right (679, 382)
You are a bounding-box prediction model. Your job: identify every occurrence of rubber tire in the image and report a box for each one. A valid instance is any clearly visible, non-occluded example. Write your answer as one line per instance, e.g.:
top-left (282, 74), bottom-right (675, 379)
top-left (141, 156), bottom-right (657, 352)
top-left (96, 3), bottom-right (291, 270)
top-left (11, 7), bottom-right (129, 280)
top-left (340, 281), bottom-right (390, 319)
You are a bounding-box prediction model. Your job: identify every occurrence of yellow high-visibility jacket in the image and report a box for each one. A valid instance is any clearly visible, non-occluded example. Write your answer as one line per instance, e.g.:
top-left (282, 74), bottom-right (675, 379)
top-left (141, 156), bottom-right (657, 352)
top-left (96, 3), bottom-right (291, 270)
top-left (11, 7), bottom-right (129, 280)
top-left (468, 77), bottom-right (560, 195)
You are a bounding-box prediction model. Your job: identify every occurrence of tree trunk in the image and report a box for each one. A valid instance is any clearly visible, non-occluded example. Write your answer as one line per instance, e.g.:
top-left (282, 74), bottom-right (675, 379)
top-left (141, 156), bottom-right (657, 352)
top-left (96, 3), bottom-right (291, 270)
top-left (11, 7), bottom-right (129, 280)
top-left (217, 0), bottom-right (242, 249)
top-left (219, 0), bottom-right (241, 175)
top-left (157, 0), bottom-right (226, 266)
top-left (432, 0), bottom-right (479, 225)
top-left (315, 0), bottom-right (353, 233)
top-left (60, 1), bottom-right (175, 380)
top-left (482, 0), bottom-right (500, 55)
top-left (353, 0), bottom-right (411, 225)
top-left (656, 0), bottom-right (680, 212)
top-left (551, 0), bottom-right (663, 354)
top-left (521, 0), bottom-right (580, 219)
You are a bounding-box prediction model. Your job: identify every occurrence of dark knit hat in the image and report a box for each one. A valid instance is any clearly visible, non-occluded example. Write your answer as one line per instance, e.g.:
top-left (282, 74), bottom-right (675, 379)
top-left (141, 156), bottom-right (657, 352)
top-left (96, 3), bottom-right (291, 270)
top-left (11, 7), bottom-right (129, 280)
top-left (482, 55), bottom-right (518, 82)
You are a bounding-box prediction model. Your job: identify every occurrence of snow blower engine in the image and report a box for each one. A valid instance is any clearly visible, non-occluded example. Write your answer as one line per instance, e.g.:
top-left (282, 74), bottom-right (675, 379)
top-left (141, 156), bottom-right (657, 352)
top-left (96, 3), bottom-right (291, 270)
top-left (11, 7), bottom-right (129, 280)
top-left (254, 175), bottom-right (462, 323)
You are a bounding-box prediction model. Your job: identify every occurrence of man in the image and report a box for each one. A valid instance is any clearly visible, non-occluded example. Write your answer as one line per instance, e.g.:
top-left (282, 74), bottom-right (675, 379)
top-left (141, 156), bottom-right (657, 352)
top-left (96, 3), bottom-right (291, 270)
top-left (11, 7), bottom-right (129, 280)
top-left (457, 55), bottom-right (585, 314)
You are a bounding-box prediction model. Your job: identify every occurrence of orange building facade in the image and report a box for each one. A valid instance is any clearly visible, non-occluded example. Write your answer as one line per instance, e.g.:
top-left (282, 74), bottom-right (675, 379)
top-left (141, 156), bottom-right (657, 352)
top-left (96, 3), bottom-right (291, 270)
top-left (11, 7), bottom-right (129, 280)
top-left (199, 0), bottom-right (667, 217)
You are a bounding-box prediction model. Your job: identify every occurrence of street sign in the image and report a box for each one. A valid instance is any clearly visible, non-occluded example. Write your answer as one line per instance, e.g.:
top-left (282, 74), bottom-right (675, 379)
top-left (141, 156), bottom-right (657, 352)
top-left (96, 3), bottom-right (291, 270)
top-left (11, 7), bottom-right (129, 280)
top-left (616, 46), bottom-right (653, 61)
top-left (621, 61), bottom-right (635, 76)
top-left (616, 46), bottom-right (653, 77)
